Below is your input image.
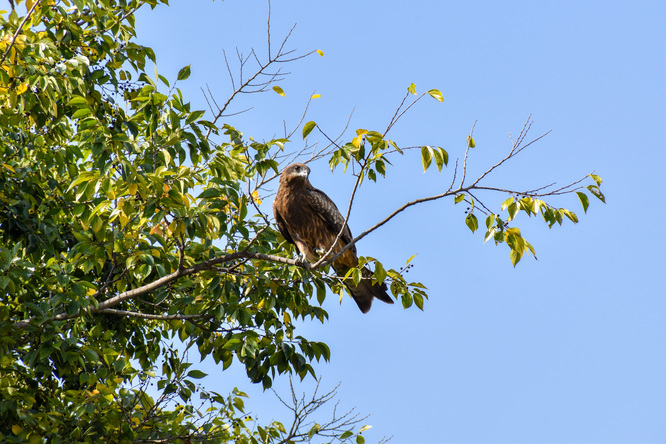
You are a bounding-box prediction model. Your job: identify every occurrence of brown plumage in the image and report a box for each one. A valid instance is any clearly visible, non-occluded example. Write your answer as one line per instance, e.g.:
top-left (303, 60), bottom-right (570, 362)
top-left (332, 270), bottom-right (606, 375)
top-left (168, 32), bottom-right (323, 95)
top-left (272, 163), bottom-right (394, 313)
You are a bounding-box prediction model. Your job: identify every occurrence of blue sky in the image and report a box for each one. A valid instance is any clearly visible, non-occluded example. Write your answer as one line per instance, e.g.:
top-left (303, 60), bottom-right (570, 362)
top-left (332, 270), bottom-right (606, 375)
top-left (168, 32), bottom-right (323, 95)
top-left (134, 1), bottom-right (666, 442)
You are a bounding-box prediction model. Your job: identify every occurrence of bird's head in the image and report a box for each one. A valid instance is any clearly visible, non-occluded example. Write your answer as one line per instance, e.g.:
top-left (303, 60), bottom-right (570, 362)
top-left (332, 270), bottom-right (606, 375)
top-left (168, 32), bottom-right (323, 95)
top-left (280, 163), bottom-right (311, 185)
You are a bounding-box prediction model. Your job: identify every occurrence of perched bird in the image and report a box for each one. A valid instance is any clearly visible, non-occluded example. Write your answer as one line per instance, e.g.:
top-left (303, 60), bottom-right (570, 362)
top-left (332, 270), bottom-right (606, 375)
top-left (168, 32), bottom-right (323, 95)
top-left (272, 163), bottom-right (394, 313)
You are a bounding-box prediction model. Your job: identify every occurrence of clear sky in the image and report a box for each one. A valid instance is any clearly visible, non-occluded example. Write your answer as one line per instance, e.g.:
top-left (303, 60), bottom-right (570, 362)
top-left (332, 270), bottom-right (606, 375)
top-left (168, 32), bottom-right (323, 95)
top-left (133, 1), bottom-right (666, 442)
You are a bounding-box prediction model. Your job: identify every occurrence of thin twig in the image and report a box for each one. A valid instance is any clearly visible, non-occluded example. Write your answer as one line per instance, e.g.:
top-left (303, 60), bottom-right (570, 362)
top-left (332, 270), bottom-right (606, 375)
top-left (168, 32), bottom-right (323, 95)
top-left (311, 160), bottom-right (366, 269)
top-left (459, 120), bottom-right (477, 188)
top-left (0, 0), bottom-right (40, 66)
top-left (98, 308), bottom-right (208, 321)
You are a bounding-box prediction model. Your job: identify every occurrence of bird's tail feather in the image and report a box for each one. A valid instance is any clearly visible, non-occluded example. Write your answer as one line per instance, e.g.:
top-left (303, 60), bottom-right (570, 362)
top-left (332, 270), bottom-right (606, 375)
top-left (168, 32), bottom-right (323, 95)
top-left (334, 265), bottom-right (394, 313)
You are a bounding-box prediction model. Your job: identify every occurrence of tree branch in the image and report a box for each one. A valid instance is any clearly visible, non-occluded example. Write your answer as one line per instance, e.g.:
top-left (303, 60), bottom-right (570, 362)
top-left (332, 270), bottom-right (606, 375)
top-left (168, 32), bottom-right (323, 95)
top-left (97, 308), bottom-right (209, 321)
top-left (12, 250), bottom-right (308, 330)
top-left (0, 0), bottom-right (40, 67)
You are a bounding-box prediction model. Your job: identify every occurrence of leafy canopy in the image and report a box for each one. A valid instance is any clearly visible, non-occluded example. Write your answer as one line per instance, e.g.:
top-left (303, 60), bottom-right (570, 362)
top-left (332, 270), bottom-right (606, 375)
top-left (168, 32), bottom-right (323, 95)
top-left (0, 0), bottom-right (603, 442)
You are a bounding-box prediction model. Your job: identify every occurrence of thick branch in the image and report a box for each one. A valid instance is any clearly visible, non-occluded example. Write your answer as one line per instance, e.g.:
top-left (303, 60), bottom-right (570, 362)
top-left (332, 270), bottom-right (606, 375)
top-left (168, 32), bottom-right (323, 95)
top-left (13, 250), bottom-right (307, 330)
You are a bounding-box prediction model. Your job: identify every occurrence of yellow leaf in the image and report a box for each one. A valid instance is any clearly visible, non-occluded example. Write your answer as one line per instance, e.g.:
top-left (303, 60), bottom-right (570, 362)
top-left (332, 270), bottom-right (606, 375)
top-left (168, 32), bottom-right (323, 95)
top-left (168, 220), bottom-right (177, 236)
top-left (311, 93), bottom-right (321, 99)
top-left (1, 163), bottom-right (15, 172)
top-left (15, 83), bottom-right (28, 95)
top-left (272, 85), bottom-right (285, 97)
top-left (128, 183), bottom-right (137, 195)
top-left (12, 424), bottom-right (21, 435)
top-left (119, 213), bottom-right (129, 228)
top-left (14, 35), bottom-right (26, 50)
top-left (427, 88), bottom-right (444, 102)
top-left (505, 227), bottom-right (521, 237)
top-left (316, 49), bottom-right (324, 57)
top-left (251, 190), bottom-right (262, 205)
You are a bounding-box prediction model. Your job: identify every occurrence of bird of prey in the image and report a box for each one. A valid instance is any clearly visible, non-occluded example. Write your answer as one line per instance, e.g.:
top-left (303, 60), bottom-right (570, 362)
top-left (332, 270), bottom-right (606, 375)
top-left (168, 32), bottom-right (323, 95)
top-left (272, 163), bottom-right (394, 313)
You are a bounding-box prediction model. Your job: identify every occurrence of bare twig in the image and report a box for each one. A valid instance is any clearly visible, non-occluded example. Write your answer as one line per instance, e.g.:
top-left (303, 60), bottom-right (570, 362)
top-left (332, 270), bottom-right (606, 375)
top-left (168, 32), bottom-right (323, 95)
top-left (459, 120), bottom-right (477, 188)
top-left (383, 92), bottom-right (427, 136)
top-left (272, 378), bottom-right (370, 444)
top-left (469, 117), bottom-right (551, 188)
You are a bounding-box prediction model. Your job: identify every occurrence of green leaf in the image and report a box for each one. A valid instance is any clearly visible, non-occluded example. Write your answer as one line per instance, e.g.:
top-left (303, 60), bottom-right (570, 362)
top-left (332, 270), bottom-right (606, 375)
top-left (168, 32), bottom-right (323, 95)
top-left (72, 107), bottom-right (92, 119)
top-left (272, 85), bottom-right (285, 97)
top-left (587, 185), bottom-right (606, 203)
top-left (465, 213), bottom-right (478, 233)
top-left (576, 191), bottom-right (589, 213)
top-left (519, 197), bottom-right (535, 216)
top-left (561, 208), bottom-right (578, 223)
top-left (316, 281), bottom-right (326, 305)
top-left (485, 214), bottom-right (496, 229)
top-left (185, 110), bottom-right (205, 125)
top-left (308, 424), bottom-right (321, 438)
top-left (223, 338), bottom-right (243, 351)
top-left (67, 96), bottom-right (88, 108)
top-left (302, 121), bottom-right (316, 139)
top-left (177, 64), bottom-right (191, 80)
top-left (414, 292), bottom-right (424, 310)
top-left (507, 202), bottom-right (518, 221)
top-left (187, 370), bottom-right (207, 379)
top-left (408, 83), bottom-right (417, 95)
top-left (401, 293), bottom-right (413, 309)
top-left (454, 193), bottom-right (465, 204)
top-left (500, 196), bottom-right (514, 211)
top-left (420, 146), bottom-right (432, 172)
top-left (340, 431), bottom-right (354, 439)
top-left (427, 89), bottom-right (443, 102)
top-left (432, 147), bottom-right (448, 171)
top-left (351, 268), bottom-right (361, 286)
top-left (510, 249), bottom-right (522, 267)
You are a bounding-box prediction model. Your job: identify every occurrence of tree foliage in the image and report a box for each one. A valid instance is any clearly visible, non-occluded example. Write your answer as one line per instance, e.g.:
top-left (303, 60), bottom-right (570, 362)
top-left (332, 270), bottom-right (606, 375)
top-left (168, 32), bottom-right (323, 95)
top-left (0, 0), bottom-right (604, 442)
